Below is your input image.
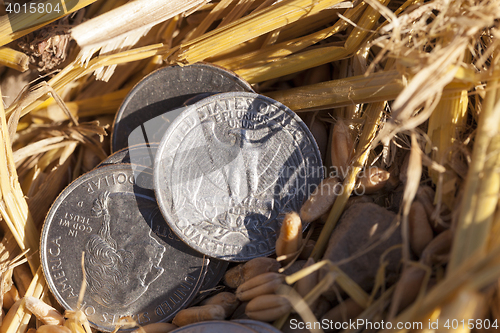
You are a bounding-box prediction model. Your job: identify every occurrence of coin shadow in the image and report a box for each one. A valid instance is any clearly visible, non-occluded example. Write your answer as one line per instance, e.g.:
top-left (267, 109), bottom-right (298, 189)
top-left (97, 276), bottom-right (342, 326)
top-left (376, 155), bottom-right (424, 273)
top-left (132, 182), bottom-right (208, 317)
top-left (115, 95), bottom-right (199, 150)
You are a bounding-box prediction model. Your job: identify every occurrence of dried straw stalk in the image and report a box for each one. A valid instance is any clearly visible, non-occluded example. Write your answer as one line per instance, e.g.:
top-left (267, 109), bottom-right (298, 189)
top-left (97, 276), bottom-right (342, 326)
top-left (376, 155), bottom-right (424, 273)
top-left (0, 47), bottom-right (29, 72)
top-left (235, 0), bottom-right (390, 83)
top-left (0, 87), bottom-right (40, 274)
top-left (448, 70), bottom-right (500, 273)
top-left (174, 0), bottom-right (346, 64)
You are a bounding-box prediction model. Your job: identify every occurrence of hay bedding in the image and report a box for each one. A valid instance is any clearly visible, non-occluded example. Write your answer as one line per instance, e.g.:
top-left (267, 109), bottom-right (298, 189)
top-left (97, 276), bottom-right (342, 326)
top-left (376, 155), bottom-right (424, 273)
top-left (0, 0), bottom-right (499, 332)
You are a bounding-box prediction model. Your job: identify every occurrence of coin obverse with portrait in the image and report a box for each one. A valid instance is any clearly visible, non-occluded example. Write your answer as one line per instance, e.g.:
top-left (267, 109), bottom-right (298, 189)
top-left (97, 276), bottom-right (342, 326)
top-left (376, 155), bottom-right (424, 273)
top-left (154, 92), bottom-right (324, 261)
top-left (111, 63), bottom-right (254, 153)
top-left (41, 165), bottom-right (208, 332)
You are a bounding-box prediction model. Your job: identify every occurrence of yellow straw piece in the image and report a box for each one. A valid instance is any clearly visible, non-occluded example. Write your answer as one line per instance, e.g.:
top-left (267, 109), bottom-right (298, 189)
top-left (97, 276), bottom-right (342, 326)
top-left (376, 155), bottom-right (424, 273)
top-left (175, 0), bottom-right (345, 64)
top-left (0, 47), bottom-right (29, 72)
top-left (448, 71), bottom-right (500, 274)
top-left (0, 87), bottom-right (40, 274)
top-left (267, 70), bottom-right (405, 111)
top-left (234, 0), bottom-right (389, 83)
top-left (215, 2), bottom-right (366, 71)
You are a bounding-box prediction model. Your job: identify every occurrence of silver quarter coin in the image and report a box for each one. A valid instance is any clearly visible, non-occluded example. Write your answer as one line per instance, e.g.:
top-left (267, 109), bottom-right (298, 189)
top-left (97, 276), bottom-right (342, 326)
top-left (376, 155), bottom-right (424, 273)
top-left (95, 144), bottom-right (229, 292)
top-left (154, 92), bottom-right (323, 261)
top-left (111, 63), bottom-right (254, 152)
top-left (232, 319), bottom-right (282, 333)
top-left (41, 165), bottom-right (208, 332)
top-left (171, 321), bottom-right (258, 333)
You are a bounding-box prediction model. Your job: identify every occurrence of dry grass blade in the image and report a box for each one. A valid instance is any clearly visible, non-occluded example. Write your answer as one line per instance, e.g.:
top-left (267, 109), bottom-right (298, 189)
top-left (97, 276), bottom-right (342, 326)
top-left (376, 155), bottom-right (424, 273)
top-left (71, 0), bottom-right (207, 80)
top-left (215, 1), bottom-right (366, 71)
top-left (174, 0), bottom-right (345, 64)
top-left (5, 267), bottom-right (46, 333)
top-left (286, 260), bottom-right (370, 309)
top-left (218, 0), bottom-right (254, 28)
top-left (372, 0), bottom-right (499, 146)
top-left (277, 284), bottom-right (323, 333)
top-left (188, 0), bottom-right (233, 41)
top-left (0, 87), bottom-right (40, 274)
top-left (6, 43), bottom-right (168, 120)
top-left (0, 47), bottom-right (29, 72)
top-left (266, 70), bottom-right (404, 111)
top-left (400, 133), bottom-right (422, 263)
top-left (235, 0), bottom-right (389, 83)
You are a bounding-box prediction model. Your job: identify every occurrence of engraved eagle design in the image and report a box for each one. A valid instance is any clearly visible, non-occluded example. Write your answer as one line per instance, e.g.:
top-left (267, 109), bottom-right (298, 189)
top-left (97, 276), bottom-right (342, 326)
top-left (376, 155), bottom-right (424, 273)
top-left (169, 119), bottom-right (305, 237)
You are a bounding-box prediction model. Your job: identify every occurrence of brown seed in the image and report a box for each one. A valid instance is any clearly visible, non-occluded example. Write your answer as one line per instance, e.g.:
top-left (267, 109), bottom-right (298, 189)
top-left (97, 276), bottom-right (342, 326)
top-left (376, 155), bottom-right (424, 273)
top-left (276, 212), bottom-right (302, 264)
top-left (409, 201), bottom-right (434, 257)
top-left (224, 257), bottom-right (280, 289)
top-left (357, 167), bottom-right (391, 195)
top-left (388, 265), bottom-right (426, 317)
top-left (236, 272), bottom-right (285, 301)
top-left (25, 296), bottom-right (65, 326)
top-left (330, 119), bottom-right (354, 178)
top-left (172, 305), bottom-right (225, 326)
top-left (201, 292), bottom-right (240, 318)
top-left (420, 229), bottom-right (453, 266)
top-left (35, 326), bottom-right (71, 333)
top-left (321, 298), bottom-right (364, 331)
top-left (246, 295), bottom-right (292, 322)
top-left (416, 186), bottom-right (450, 233)
top-left (300, 177), bottom-right (341, 224)
top-left (132, 323), bottom-right (178, 333)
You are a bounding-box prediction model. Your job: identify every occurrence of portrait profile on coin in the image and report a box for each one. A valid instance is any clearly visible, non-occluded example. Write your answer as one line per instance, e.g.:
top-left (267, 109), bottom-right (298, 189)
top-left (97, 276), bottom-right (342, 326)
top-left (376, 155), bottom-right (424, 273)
top-left (84, 191), bottom-right (166, 308)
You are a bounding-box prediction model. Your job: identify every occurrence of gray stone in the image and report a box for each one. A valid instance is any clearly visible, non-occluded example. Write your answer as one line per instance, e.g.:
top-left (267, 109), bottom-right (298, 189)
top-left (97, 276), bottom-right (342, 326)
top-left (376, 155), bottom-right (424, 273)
top-left (321, 202), bottom-right (402, 299)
